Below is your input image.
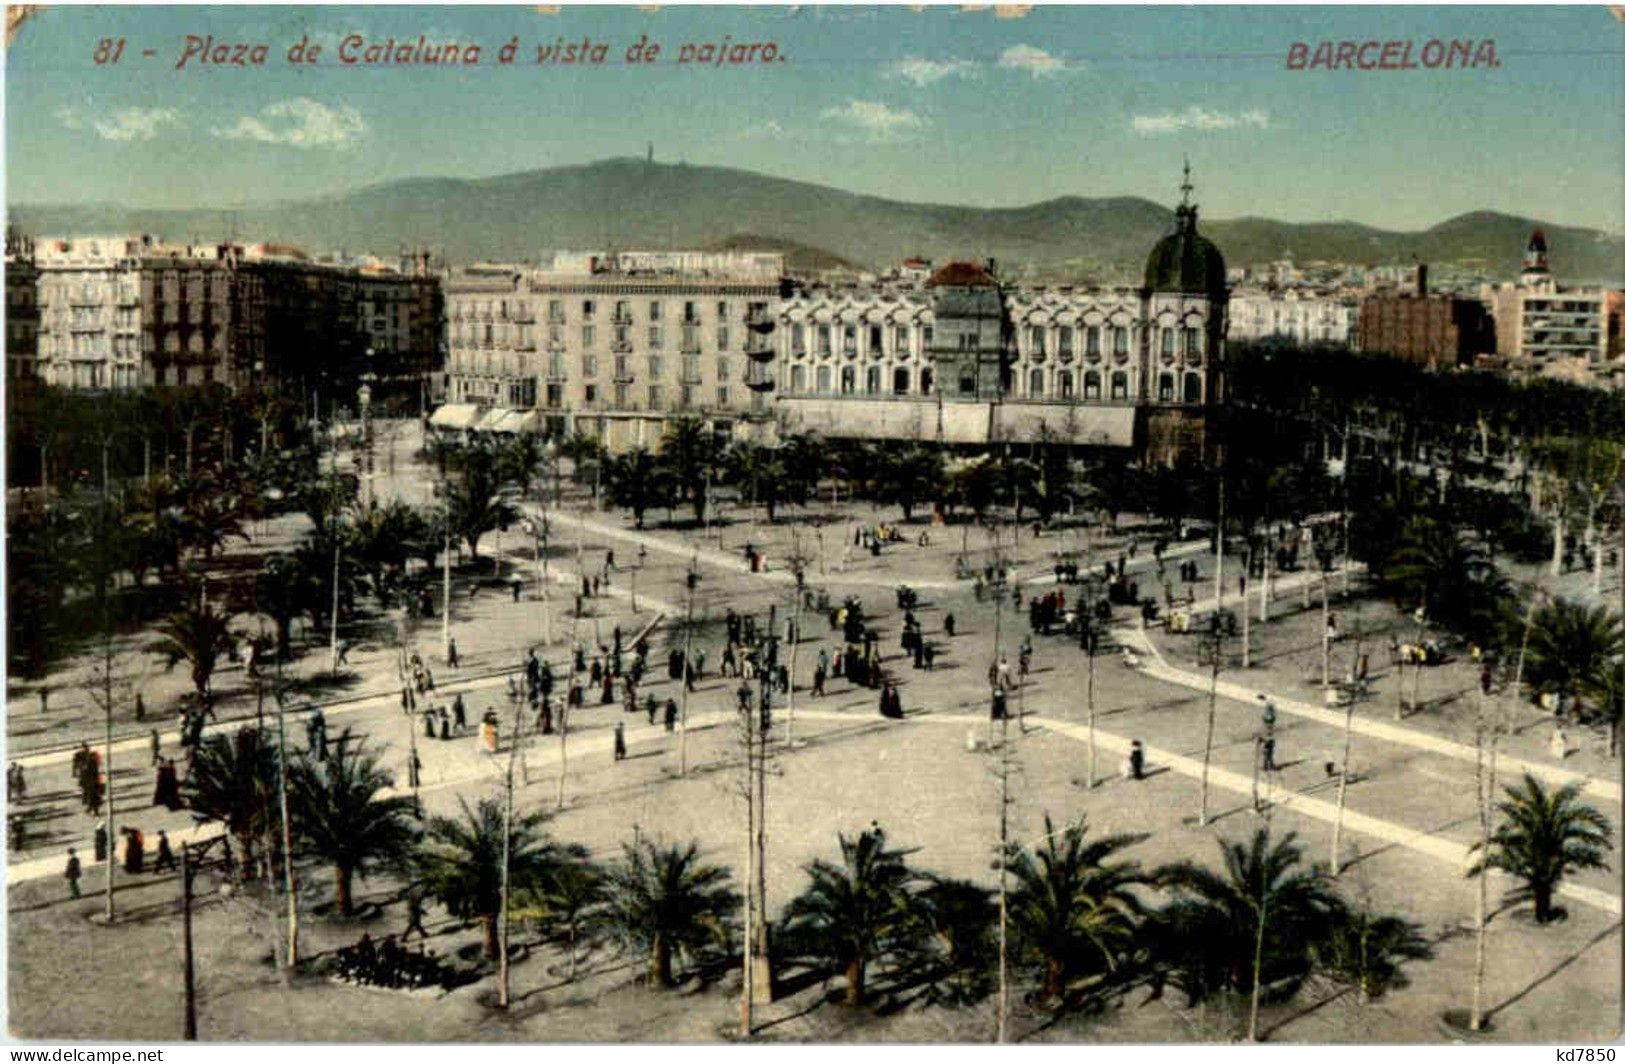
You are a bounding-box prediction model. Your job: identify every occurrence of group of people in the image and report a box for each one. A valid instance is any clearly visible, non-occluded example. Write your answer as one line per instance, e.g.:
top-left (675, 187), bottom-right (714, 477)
top-left (334, 933), bottom-right (452, 992)
top-left (421, 694), bottom-right (470, 742)
top-left (70, 742), bottom-right (105, 817)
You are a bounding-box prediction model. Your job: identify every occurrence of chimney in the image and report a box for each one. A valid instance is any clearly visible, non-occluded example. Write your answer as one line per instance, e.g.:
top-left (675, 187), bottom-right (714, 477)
top-left (1416, 263), bottom-right (1429, 297)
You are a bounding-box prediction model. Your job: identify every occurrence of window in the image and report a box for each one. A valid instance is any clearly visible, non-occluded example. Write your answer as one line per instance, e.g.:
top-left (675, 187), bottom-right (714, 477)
top-left (894, 325), bottom-right (910, 350)
top-left (581, 300), bottom-right (595, 319)
top-left (1060, 370), bottom-right (1075, 399)
top-left (649, 301), bottom-right (662, 321)
top-left (584, 384), bottom-right (598, 403)
top-left (1183, 372), bottom-right (1202, 403)
top-left (869, 324), bottom-right (883, 352)
top-left (717, 358), bottom-right (731, 382)
top-left (865, 366), bottom-right (881, 394)
top-left (1110, 371), bottom-right (1128, 400)
top-left (843, 325), bottom-right (858, 352)
top-left (959, 374), bottom-right (976, 395)
top-left (614, 384), bottom-right (630, 407)
top-left (1030, 326), bottom-right (1046, 355)
top-left (614, 300), bottom-right (630, 321)
top-left (683, 301), bottom-right (698, 323)
top-left (549, 353), bottom-right (565, 377)
top-left (893, 368), bottom-right (910, 394)
top-left (680, 385), bottom-right (696, 407)
top-left (816, 365), bottom-right (831, 393)
top-left (648, 384), bottom-right (664, 407)
top-left (649, 355), bottom-right (664, 377)
top-left (923, 326), bottom-right (934, 346)
top-left (546, 383), bottom-right (563, 408)
top-left (1028, 368), bottom-right (1044, 397)
top-left (1112, 327), bottom-right (1128, 356)
top-left (682, 325), bottom-right (700, 351)
top-left (1161, 329), bottom-right (1176, 357)
top-left (921, 368), bottom-right (934, 394)
top-left (1059, 326), bottom-right (1074, 355)
top-left (682, 354), bottom-right (701, 381)
top-left (1086, 326), bottom-right (1100, 356)
top-left (613, 325), bottom-right (630, 347)
top-left (959, 332), bottom-right (977, 351)
top-left (1185, 328), bottom-right (1203, 356)
top-left (716, 301), bottom-right (728, 318)
top-left (790, 365), bottom-right (807, 391)
top-left (614, 355), bottom-right (631, 378)
top-left (840, 366), bottom-right (856, 394)
top-left (550, 325), bottom-right (564, 345)
top-left (583, 354), bottom-right (598, 377)
top-left (817, 325), bottom-right (832, 354)
top-left (792, 324), bottom-right (806, 354)
top-left (1158, 373), bottom-right (1175, 402)
top-left (649, 325), bottom-right (664, 349)
top-left (717, 327), bottom-right (730, 350)
top-left (548, 299), bottom-right (564, 322)
top-left (717, 387), bottom-right (729, 406)
top-left (581, 325), bottom-right (596, 348)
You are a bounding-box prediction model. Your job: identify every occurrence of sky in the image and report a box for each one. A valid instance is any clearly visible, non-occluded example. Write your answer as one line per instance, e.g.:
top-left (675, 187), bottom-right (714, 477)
top-left (4, 4), bottom-right (1624, 233)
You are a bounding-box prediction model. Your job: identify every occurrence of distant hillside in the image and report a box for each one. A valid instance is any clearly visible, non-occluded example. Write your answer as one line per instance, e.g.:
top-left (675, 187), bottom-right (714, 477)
top-left (705, 233), bottom-right (855, 275)
top-left (10, 159), bottom-right (1623, 282)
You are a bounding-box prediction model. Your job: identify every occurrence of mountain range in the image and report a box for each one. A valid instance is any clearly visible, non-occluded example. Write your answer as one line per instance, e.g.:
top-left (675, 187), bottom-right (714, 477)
top-left (10, 158), bottom-right (1623, 283)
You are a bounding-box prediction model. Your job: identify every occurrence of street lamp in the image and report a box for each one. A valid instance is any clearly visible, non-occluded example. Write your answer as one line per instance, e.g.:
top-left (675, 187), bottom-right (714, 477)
top-left (357, 379), bottom-right (374, 509)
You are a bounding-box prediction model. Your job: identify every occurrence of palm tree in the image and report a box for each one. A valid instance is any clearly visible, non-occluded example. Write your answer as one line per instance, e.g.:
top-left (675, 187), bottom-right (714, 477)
top-left (724, 441), bottom-right (789, 523)
top-left (602, 835), bottom-right (738, 988)
top-left (444, 446), bottom-right (518, 564)
top-left (1005, 814), bottom-right (1149, 1005)
top-left (557, 431), bottom-right (604, 491)
top-left (603, 448), bottom-right (668, 529)
top-left (1155, 828), bottom-right (1340, 1026)
top-left (658, 418), bottom-right (722, 524)
top-left (288, 729), bottom-right (419, 916)
top-left (151, 596), bottom-right (236, 704)
top-left (780, 825), bottom-right (923, 1007)
top-left (524, 856), bottom-right (606, 981)
top-left (875, 446), bottom-right (943, 523)
top-left (917, 876), bottom-right (996, 1003)
top-left (1527, 599), bottom-right (1625, 707)
top-left (1308, 896), bottom-right (1432, 1004)
top-left (497, 432), bottom-right (549, 500)
top-left (415, 797), bottom-right (584, 960)
top-left (183, 726), bottom-right (279, 879)
top-left (1469, 773), bottom-right (1613, 924)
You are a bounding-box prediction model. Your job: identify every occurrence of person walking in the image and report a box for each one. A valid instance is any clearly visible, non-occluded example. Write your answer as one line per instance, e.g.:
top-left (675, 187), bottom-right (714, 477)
top-left (150, 729), bottom-right (162, 768)
top-left (402, 886), bottom-right (430, 941)
top-left (1128, 740), bottom-right (1145, 781)
top-left (64, 848), bottom-right (82, 899)
top-left (448, 637), bottom-right (459, 669)
top-left (93, 820), bottom-right (108, 864)
top-left (1261, 735), bottom-right (1278, 773)
top-left (664, 698), bottom-right (678, 733)
top-left (153, 830), bottom-right (176, 874)
top-left (122, 827), bottom-right (145, 875)
top-left (438, 707), bottom-right (452, 741)
top-left (944, 613), bottom-right (956, 638)
top-left (613, 722), bottom-right (627, 762)
top-left (453, 693), bottom-right (467, 733)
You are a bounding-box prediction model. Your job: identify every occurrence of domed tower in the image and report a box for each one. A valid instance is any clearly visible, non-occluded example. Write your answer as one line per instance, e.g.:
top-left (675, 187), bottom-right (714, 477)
top-left (1520, 227), bottom-right (1554, 290)
top-left (1139, 160), bottom-right (1229, 465)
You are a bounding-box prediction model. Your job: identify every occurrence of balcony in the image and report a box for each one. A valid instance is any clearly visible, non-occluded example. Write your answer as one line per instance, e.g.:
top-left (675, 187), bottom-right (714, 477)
top-left (512, 308), bottom-right (536, 323)
top-left (611, 310), bottom-right (634, 325)
top-left (679, 372), bottom-right (704, 385)
top-left (611, 339), bottom-right (634, 353)
top-left (745, 309), bottom-right (775, 329)
top-left (679, 340), bottom-right (703, 354)
top-left (613, 370), bottom-right (635, 383)
top-left (746, 345), bottom-right (775, 363)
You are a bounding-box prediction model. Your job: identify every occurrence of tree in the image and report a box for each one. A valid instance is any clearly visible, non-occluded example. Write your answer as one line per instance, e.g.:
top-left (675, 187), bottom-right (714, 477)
top-left (523, 855), bottom-right (606, 981)
top-left (603, 448), bottom-right (668, 529)
top-left (497, 432), bottom-right (549, 500)
top-left (150, 596), bottom-right (236, 704)
top-left (658, 418), bottom-right (722, 523)
top-left (601, 836), bottom-right (738, 988)
top-left (1155, 828), bottom-right (1341, 1029)
top-left (183, 726), bottom-right (279, 879)
top-left (724, 441), bottom-right (789, 522)
top-left (1309, 894), bottom-right (1432, 1004)
top-left (558, 431), bottom-right (603, 492)
top-left (875, 446), bottom-right (943, 523)
top-left (1468, 773), bottom-right (1613, 924)
top-left (443, 447), bottom-right (518, 564)
top-left (780, 825), bottom-right (923, 1007)
top-left (415, 797), bottom-right (583, 960)
top-left (288, 729), bottom-right (419, 916)
top-left (1005, 814), bottom-right (1148, 1005)
top-left (917, 876), bottom-right (997, 1004)
top-left (1526, 599), bottom-right (1624, 707)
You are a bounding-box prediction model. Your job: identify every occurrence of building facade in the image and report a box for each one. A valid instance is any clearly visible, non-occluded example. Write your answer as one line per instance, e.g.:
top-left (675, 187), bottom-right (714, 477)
top-left (1481, 229), bottom-right (1617, 387)
top-left (440, 251), bottom-right (783, 449)
top-left (1358, 268), bottom-right (1491, 370)
top-left (1228, 288), bottom-right (1359, 348)
top-left (5, 232), bottom-right (40, 382)
top-left (27, 235), bottom-right (441, 396)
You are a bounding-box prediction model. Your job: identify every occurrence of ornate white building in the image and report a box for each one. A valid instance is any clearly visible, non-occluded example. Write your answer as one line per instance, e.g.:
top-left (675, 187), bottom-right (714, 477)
top-left (1227, 288), bottom-right (1359, 348)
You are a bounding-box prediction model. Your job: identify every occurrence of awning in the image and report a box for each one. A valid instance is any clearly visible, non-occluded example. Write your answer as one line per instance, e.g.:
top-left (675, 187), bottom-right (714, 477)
top-left (429, 403), bottom-right (484, 430)
top-left (483, 409), bottom-right (542, 434)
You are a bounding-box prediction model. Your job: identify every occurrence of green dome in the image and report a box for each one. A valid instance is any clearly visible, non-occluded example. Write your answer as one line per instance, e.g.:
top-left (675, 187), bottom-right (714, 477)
top-left (1143, 205), bottom-right (1227, 297)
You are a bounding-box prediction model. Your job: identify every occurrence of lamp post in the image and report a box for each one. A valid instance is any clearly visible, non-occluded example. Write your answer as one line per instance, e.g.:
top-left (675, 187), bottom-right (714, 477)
top-left (180, 834), bottom-right (232, 1041)
top-left (357, 379), bottom-right (374, 510)
top-left (679, 557), bottom-right (700, 777)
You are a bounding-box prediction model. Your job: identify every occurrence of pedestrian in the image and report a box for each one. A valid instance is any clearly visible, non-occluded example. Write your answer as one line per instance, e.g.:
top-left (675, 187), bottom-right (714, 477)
top-left (1550, 726), bottom-right (1569, 760)
top-left (94, 820), bottom-right (108, 863)
top-left (424, 706), bottom-right (437, 739)
top-left (812, 665), bottom-right (826, 697)
top-left (438, 707), bottom-right (451, 741)
top-left (664, 698), bottom-right (678, 733)
top-left (64, 847), bottom-right (82, 898)
top-left (1261, 736), bottom-right (1277, 772)
top-left (150, 728), bottom-right (162, 767)
top-left (134, 692), bottom-right (146, 723)
top-left (153, 830), bottom-right (176, 874)
top-left (646, 694), bottom-right (658, 726)
top-left (1480, 664), bottom-right (1493, 696)
top-left (944, 613), bottom-right (956, 638)
top-left (592, 575), bottom-right (601, 597)
top-left (123, 827), bottom-right (145, 875)
top-left (1129, 740), bottom-right (1145, 780)
top-left (923, 643), bottom-right (936, 670)
top-left (448, 637), bottom-right (459, 669)
top-left (614, 722), bottom-right (627, 762)
top-left (453, 694), bottom-right (467, 733)
top-left (606, 548), bottom-right (615, 570)
top-left (409, 750), bottom-right (422, 789)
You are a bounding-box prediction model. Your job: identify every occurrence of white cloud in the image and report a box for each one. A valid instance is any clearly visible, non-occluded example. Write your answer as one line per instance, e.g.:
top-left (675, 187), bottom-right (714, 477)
top-left (887, 56), bottom-right (975, 87)
top-left (820, 99), bottom-right (924, 141)
top-left (744, 120), bottom-right (789, 139)
top-left (58, 105), bottom-right (182, 142)
top-left (213, 97), bottom-right (364, 149)
top-left (1132, 106), bottom-right (1270, 135)
top-left (997, 44), bottom-right (1073, 78)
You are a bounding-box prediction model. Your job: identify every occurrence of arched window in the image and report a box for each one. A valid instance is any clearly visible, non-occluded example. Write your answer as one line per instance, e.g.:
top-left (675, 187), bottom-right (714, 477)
top-left (865, 366), bottom-right (881, 394)
top-left (1110, 371), bottom-right (1128, 400)
top-left (816, 366), bottom-right (832, 394)
top-left (1028, 368), bottom-right (1044, 398)
top-left (840, 366), bottom-right (856, 394)
top-left (921, 368), bottom-right (934, 394)
top-left (1059, 370), bottom-right (1075, 399)
top-left (1083, 370), bottom-right (1100, 399)
top-left (1183, 371), bottom-right (1202, 404)
top-left (893, 367), bottom-right (910, 394)
top-left (1158, 373), bottom-right (1175, 402)
top-left (790, 364), bottom-right (807, 392)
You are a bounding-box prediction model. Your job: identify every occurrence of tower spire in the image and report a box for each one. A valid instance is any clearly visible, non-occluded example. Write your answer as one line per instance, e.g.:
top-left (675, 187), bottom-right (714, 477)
top-left (1179, 156), bottom-right (1194, 208)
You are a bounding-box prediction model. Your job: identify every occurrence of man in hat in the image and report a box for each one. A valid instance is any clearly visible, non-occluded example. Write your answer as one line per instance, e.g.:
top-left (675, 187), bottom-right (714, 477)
top-left (64, 848), bottom-right (82, 898)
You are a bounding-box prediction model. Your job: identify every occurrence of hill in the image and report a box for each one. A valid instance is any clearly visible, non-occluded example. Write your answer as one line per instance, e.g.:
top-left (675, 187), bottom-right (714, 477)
top-left (10, 159), bottom-right (1623, 282)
